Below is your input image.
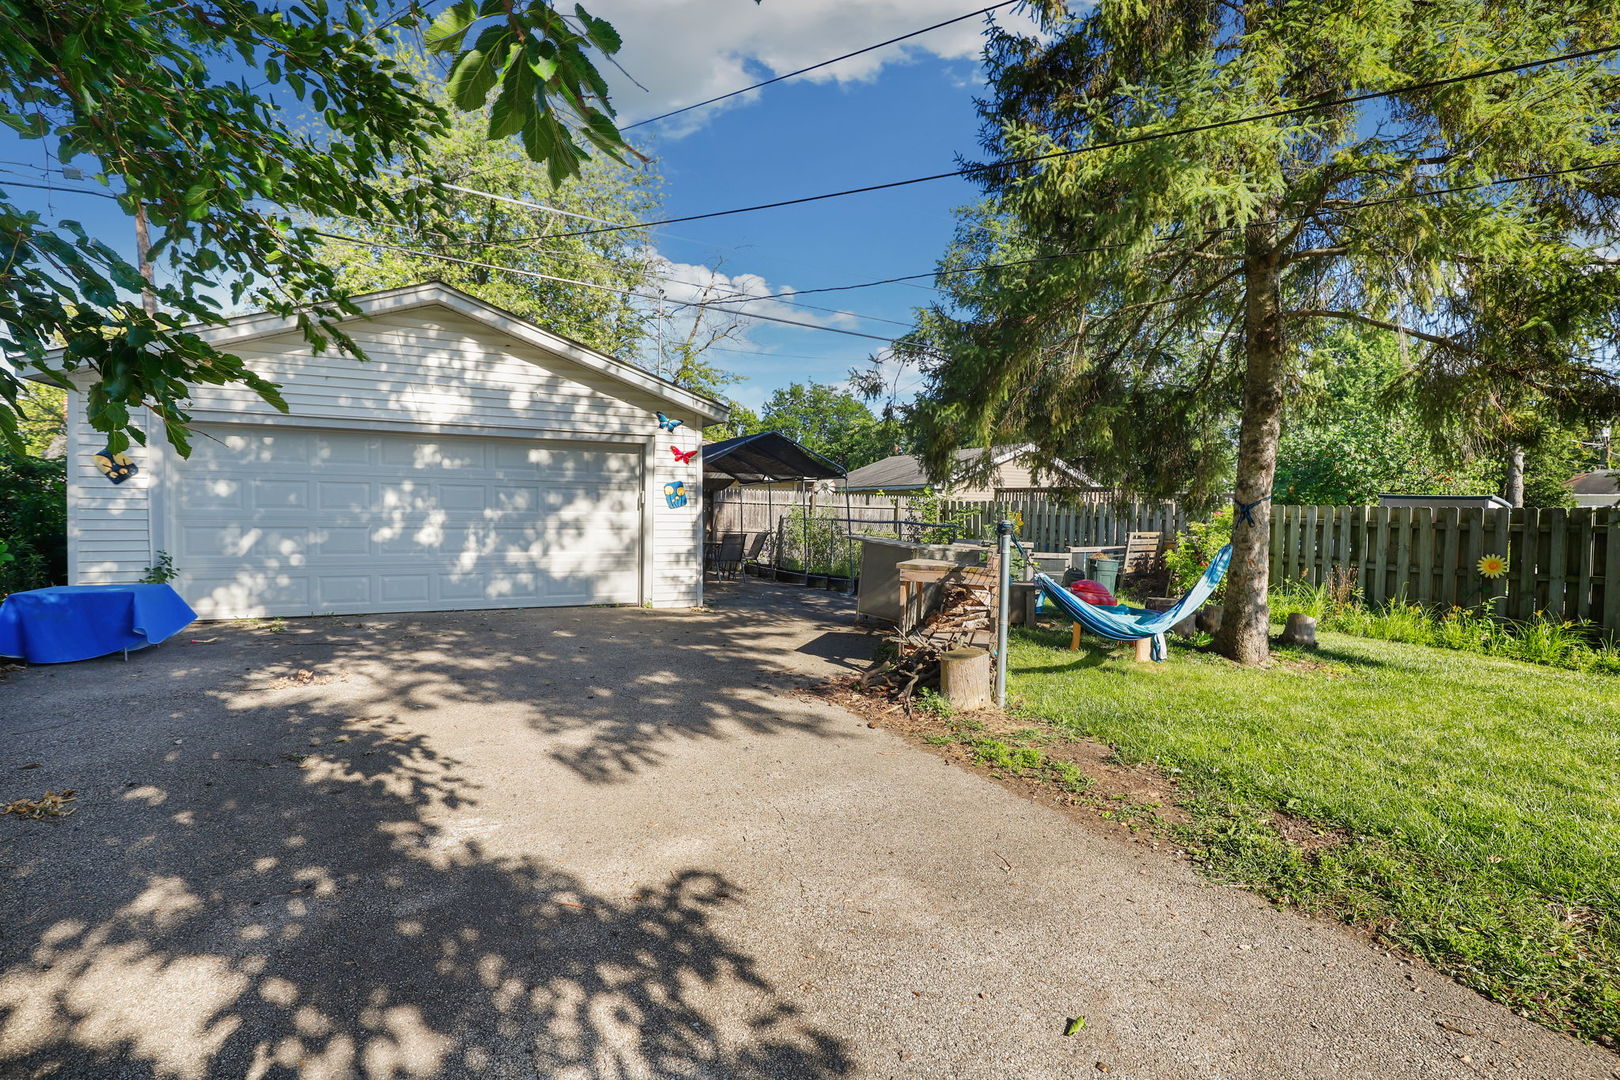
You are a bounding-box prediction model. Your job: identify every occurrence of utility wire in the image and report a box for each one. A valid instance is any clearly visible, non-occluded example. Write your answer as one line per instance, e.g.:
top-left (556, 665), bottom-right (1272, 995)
top-left (695, 158), bottom-right (1620, 306)
top-left (396, 178), bottom-right (922, 324)
top-left (316, 230), bottom-right (902, 343)
top-left (621, 0), bottom-right (1019, 131)
top-left (484, 41), bottom-right (1620, 245)
top-left (0, 178), bottom-right (118, 200)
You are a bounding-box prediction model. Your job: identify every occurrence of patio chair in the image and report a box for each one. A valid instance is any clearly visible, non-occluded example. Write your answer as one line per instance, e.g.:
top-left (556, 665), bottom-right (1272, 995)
top-left (716, 532), bottom-right (746, 579)
top-left (1120, 531), bottom-right (1166, 591)
top-left (742, 531), bottom-right (770, 568)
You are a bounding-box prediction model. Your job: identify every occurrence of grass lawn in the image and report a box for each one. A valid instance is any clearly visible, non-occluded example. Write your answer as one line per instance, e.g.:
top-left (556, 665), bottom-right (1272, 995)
top-left (1007, 624), bottom-right (1620, 1043)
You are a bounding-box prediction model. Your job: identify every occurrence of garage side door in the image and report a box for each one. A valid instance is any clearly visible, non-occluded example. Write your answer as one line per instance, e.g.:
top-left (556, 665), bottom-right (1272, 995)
top-left (171, 426), bottom-right (642, 618)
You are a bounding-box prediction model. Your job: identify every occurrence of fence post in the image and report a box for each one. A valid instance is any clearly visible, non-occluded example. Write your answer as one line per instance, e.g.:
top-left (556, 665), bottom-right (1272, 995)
top-left (1575, 507), bottom-right (1596, 621)
top-left (1545, 507), bottom-right (1569, 620)
top-left (1603, 508), bottom-right (1620, 634)
top-left (995, 520), bottom-right (1012, 708)
top-left (1413, 507), bottom-right (1434, 605)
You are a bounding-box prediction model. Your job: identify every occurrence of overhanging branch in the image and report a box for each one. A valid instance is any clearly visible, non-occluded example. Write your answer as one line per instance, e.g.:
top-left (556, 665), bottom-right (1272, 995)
top-left (1288, 308), bottom-right (1466, 350)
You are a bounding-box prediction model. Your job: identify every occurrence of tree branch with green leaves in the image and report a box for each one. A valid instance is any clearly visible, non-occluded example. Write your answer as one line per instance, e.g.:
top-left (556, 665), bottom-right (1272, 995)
top-left (0, 0), bottom-right (651, 456)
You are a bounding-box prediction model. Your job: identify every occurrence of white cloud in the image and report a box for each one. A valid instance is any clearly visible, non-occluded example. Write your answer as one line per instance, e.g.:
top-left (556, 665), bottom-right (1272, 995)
top-left (588, 0), bottom-right (1037, 135)
top-left (634, 252), bottom-right (894, 399)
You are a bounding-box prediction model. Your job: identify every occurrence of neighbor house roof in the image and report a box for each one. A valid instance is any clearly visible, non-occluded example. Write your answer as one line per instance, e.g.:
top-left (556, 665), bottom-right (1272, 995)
top-left (33, 280), bottom-right (729, 424)
top-left (842, 444), bottom-right (1093, 491)
top-left (1571, 471), bottom-right (1619, 496)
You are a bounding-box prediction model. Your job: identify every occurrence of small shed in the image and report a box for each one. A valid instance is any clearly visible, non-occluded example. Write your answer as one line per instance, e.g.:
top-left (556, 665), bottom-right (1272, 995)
top-left (1378, 493), bottom-right (1513, 511)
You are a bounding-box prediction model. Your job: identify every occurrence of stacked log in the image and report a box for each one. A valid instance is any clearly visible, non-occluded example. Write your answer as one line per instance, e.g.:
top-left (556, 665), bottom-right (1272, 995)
top-left (861, 582), bottom-right (997, 708)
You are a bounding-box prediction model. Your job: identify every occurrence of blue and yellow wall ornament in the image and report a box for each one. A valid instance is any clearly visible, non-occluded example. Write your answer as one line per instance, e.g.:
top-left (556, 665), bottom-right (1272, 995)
top-left (663, 480), bottom-right (688, 509)
top-left (92, 446), bottom-right (139, 485)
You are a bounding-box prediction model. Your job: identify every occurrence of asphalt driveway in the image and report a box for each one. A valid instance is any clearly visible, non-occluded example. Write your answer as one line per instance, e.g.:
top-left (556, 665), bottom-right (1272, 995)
top-left (0, 581), bottom-right (1614, 1080)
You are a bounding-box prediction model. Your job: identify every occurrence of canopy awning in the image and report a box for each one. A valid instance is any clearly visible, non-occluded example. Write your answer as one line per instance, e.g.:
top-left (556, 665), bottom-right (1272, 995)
top-left (702, 431), bottom-right (846, 486)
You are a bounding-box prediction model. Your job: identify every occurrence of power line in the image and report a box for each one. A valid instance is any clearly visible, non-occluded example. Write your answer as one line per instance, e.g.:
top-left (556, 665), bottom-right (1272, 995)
top-left (695, 158), bottom-right (1620, 307)
top-left (405, 171), bottom-right (950, 298)
top-left (622, 0), bottom-right (1019, 131)
top-left (396, 178), bottom-right (923, 324)
top-left (704, 344), bottom-right (868, 362)
top-left (0, 178), bottom-right (118, 200)
top-left (483, 41), bottom-right (1620, 245)
top-left (315, 230), bottom-right (902, 343)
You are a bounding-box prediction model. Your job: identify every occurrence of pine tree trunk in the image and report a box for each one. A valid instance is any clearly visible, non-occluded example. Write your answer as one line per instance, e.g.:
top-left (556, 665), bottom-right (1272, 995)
top-left (1216, 240), bottom-right (1287, 665)
top-left (1504, 445), bottom-right (1525, 507)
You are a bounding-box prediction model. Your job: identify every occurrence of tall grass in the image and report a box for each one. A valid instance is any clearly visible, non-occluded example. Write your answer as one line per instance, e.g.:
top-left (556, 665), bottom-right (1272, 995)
top-left (1270, 577), bottom-right (1620, 675)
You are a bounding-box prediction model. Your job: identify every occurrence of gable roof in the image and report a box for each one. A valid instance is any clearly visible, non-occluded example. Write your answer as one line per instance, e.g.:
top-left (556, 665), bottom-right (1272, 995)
top-left (843, 444), bottom-right (1093, 491)
top-left (35, 280), bottom-right (729, 423)
top-left (1571, 471), bottom-right (1619, 496)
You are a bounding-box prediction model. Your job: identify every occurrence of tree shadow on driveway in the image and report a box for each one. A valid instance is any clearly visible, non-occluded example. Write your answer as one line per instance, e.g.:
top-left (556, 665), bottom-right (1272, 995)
top-left (0, 584), bottom-right (859, 1078)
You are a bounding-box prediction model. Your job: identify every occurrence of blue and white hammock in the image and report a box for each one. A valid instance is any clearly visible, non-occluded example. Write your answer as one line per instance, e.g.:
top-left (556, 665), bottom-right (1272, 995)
top-left (1023, 542), bottom-right (1232, 661)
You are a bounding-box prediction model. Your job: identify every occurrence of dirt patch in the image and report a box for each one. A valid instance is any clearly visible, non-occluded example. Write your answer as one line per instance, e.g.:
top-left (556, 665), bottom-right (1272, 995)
top-left (801, 677), bottom-right (1190, 844)
top-left (1271, 811), bottom-right (1349, 852)
top-left (256, 668), bottom-right (349, 690)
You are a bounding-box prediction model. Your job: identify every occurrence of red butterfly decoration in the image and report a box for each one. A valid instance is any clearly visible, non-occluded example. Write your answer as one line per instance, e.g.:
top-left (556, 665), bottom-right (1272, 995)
top-left (670, 446), bottom-right (698, 464)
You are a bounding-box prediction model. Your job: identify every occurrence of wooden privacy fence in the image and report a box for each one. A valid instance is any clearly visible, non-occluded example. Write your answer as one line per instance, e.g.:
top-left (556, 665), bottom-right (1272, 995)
top-left (1270, 505), bottom-right (1620, 631)
top-left (706, 487), bottom-right (1186, 550)
top-left (940, 498), bottom-right (1186, 551)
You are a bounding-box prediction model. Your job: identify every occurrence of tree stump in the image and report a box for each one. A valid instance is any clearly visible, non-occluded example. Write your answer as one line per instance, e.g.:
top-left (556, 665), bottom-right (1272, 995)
top-left (1280, 612), bottom-right (1318, 648)
top-left (1195, 606), bottom-right (1223, 634)
top-left (940, 647), bottom-right (991, 709)
top-left (1132, 637), bottom-right (1153, 663)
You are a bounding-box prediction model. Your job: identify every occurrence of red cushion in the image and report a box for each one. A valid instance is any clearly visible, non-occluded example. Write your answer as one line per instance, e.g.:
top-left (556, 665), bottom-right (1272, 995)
top-left (1068, 579), bottom-right (1118, 606)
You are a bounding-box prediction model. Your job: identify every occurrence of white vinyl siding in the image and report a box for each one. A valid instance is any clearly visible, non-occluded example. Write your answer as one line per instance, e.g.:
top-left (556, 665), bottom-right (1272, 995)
top-left (64, 299), bottom-right (709, 612)
top-left (66, 400), bottom-right (164, 585)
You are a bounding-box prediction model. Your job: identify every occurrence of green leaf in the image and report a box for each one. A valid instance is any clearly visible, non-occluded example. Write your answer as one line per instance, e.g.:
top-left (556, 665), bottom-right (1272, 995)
top-left (576, 6), bottom-right (623, 54)
top-left (488, 50), bottom-right (534, 140)
top-left (1063, 1016), bottom-right (1087, 1036)
top-left (424, 0), bottom-right (479, 53)
top-left (445, 24), bottom-right (511, 110)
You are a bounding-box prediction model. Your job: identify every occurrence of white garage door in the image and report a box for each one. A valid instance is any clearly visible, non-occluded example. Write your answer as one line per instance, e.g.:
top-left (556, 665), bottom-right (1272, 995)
top-left (171, 425), bottom-right (643, 618)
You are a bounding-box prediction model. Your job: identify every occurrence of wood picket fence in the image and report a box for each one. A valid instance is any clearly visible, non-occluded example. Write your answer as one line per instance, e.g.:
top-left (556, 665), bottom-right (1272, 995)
top-left (1269, 504), bottom-right (1620, 631)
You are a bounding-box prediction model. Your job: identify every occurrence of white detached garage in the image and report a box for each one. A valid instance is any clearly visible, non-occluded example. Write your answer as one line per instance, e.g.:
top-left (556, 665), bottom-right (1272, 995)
top-left (61, 282), bottom-right (726, 618)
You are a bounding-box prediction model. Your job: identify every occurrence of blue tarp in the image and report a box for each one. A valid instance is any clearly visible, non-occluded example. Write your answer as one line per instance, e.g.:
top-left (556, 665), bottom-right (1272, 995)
top-left (0, 584), bottom-right (197, 664)
top-left (1032, 545), bottom-right (1232, 661)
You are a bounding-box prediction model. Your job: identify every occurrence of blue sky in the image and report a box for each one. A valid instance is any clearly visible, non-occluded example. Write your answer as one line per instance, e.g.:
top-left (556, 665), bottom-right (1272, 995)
top-left (0, 1), bottom-right (1030, 412)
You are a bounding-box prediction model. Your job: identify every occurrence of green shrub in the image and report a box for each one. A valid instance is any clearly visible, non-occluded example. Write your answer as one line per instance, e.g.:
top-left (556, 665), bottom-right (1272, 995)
top-left (1164, 506), bottom-right (1234, 598)
top-left (0, 449), bottom-right (65, 598)
top-left (138, 551), bottom-right (178, 585)
top-left (1269, 582), bottom-right (1615, 676)
top-left (778, 507), bottom-right (859, 576)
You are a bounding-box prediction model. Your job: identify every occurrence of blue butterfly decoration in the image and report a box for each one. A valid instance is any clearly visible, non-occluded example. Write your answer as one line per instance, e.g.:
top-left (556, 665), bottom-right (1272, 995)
top-left (656, 412), bottom-right (682, 432)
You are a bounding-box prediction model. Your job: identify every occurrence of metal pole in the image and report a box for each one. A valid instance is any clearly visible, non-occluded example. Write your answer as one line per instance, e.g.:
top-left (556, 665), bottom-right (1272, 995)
top-left (995, 518), bottom-right (1012, 708)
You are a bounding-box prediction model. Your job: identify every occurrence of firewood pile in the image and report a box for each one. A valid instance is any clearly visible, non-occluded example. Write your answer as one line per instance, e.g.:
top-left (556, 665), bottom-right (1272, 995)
top-left (859, 582), bottom-right (995, 706)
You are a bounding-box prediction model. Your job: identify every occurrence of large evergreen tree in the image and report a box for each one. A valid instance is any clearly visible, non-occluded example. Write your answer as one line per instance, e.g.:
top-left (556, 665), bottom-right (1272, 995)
top-left (903, 0), bottom-right (1620, 662)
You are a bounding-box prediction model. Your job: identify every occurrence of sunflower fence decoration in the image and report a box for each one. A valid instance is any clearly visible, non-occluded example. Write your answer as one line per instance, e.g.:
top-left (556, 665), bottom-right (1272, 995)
top-left (1476, 553), bottom-right (1510, 611)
